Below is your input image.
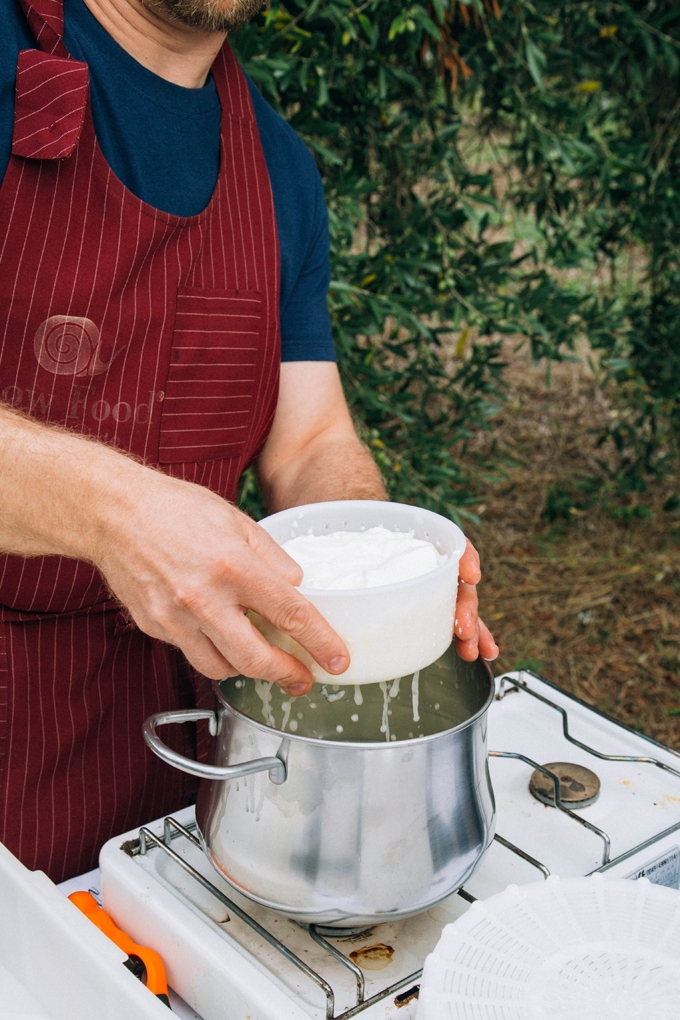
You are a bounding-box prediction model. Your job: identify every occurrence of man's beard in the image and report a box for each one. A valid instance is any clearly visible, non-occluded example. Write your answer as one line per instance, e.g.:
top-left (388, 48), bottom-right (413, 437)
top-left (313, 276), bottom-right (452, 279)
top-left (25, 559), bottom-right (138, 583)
top-left (143, 0), bottom-right (267, 33)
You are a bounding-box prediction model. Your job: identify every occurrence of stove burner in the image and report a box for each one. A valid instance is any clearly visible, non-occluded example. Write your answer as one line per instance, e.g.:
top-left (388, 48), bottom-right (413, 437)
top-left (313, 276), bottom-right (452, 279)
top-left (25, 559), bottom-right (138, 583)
top-left (529, 762), bottom-right (601, 809)
top-left (302, 922), bottom-right (375, 940)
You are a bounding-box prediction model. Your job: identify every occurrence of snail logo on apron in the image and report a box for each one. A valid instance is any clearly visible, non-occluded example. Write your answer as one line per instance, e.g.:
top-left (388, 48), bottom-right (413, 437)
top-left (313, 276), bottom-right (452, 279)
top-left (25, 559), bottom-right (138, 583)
top-left (28, 316), bottom-right (154, 425)
top-left (34, 315), bottom-right (121, 376)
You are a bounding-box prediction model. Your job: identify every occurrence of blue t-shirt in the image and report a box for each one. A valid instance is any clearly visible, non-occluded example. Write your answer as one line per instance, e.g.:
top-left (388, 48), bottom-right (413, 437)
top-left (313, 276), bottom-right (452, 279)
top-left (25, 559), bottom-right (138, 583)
top-left (0, 0), bottom-right (336, 362)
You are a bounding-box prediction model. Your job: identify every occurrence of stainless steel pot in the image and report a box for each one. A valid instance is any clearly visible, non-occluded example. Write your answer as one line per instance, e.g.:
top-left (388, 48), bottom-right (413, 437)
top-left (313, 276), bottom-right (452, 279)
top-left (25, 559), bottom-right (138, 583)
top-left (143, 647), bottom-right (495, 926)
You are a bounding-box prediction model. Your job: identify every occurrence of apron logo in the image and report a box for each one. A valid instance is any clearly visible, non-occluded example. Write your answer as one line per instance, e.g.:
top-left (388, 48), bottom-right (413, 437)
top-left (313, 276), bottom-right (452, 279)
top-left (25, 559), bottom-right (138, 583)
top-left (34, 316), bottom-right (122, 377)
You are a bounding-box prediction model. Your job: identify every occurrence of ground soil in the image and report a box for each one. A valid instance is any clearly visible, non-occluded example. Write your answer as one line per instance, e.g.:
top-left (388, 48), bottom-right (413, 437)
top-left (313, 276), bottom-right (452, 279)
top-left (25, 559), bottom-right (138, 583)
top-left (462, 345), bottom-right (680, 750)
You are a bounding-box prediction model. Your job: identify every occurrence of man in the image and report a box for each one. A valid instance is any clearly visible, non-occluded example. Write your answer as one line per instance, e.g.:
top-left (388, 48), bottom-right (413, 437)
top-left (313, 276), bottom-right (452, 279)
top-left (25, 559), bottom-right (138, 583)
top-left (0, 0), bottom-right (497, 882)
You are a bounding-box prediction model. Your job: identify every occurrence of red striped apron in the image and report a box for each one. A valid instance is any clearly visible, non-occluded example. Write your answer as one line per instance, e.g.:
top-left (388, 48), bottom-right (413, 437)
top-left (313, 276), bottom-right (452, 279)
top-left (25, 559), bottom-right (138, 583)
top-left (0, 0), bottom-right (280, 881)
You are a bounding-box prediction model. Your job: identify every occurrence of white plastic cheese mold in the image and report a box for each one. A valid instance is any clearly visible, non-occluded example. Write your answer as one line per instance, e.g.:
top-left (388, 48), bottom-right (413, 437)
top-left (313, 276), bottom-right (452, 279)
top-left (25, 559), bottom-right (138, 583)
top-left (255, 500), bottom-right (466, 685)
top-left (417, 874), bottom-right (680, 1020)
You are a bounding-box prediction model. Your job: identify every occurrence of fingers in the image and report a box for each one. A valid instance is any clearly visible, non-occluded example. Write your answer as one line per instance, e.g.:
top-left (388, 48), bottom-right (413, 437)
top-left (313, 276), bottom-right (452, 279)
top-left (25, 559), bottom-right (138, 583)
top-left (177, 630), bottom-right (240, 680)
top-left (455, 627), bottom-right (481, 662)
top-left (128, 598), bottom-right (241, 681)
top-left (238, 560), bottom-right (350, 677)
top-left (478, 618), bottom-right (499, 661)
top-left (454, 578), bottom-right (480, 661)
top-left (455, 617), bottom-right (499, 662)
top-left (201, 608), bottom-right (316, 696)
top-left (453, 551), bottom-right (498, 660)
top-left (454, 579), bottom-right (478, 643)
top-left (454, 541), bottom-right (498, 661)
top-left (459, 539), bottom-right (481, 586)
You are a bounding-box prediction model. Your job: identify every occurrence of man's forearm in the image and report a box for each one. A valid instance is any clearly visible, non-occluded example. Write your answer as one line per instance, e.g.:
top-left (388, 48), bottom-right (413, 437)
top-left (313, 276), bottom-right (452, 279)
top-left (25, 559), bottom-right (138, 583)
top-left (259, 428), bottom-right (387, 513)
top-left (0, 403), bottom-right (142, 561)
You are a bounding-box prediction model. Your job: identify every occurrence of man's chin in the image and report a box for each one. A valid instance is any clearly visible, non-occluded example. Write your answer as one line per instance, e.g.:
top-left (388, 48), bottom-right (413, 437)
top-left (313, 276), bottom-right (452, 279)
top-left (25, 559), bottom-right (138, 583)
top-left (142, 0), bottom-right (266, 33)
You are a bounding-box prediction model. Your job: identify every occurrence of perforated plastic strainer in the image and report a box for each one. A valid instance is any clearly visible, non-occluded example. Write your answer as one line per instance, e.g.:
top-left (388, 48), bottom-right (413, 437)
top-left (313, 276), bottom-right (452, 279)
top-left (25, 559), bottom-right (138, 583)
top-left (417, 875), bottom-right (680, 1020)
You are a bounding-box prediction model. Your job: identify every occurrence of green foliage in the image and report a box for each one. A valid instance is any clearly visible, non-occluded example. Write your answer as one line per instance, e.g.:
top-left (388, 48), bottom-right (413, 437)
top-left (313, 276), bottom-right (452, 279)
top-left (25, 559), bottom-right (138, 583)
top-left (238, 464), bottom-right (268, 520)
top-left (513, 657), bottom-right (544, 674)
top-left (449, 0), bottom-right (680, 498)
top-left (234, 0), bottom-right (523, 522)
top-left (234, 0), bottom-right (680, 521)
top-left (541, 477), bottom-right (603, 527)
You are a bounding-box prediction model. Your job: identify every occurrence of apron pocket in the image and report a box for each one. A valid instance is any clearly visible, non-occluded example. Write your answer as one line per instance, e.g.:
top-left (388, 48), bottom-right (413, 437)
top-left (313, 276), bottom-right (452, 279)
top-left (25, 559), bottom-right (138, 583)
top-left (159, 287), bottom-right (262, 464)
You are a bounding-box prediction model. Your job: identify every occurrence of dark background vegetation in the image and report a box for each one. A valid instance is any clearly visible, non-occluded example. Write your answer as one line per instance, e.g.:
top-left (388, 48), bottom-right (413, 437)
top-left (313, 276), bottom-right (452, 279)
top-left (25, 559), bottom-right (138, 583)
top-left (234, 1), bottom-right (680, 743)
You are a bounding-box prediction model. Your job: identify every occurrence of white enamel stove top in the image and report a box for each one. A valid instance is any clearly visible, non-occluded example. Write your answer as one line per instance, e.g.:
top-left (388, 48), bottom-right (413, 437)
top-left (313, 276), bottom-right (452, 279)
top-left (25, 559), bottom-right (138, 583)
top-left (69, 671), bottom-right (680, 1020)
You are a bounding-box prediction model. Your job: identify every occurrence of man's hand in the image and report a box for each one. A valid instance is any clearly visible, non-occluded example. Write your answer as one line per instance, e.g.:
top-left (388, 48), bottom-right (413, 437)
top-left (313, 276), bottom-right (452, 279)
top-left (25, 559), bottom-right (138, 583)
top-left (97, 475), bottom-right (350, 695)
top-left (452, 539), bottom-right (498, 662)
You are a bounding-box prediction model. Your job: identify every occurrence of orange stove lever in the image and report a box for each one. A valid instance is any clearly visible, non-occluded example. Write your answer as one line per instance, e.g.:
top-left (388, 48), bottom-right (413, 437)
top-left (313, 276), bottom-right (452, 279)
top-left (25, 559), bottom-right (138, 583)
top-left (69, 891), bottom-right (170, 1006)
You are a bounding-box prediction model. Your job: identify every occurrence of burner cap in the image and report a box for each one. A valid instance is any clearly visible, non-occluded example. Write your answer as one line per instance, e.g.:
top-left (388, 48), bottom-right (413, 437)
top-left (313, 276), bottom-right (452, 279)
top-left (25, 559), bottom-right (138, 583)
top-left (529, 762), bottom-right (600, 809)
top-left (301, 923), bottom-right (374, 939)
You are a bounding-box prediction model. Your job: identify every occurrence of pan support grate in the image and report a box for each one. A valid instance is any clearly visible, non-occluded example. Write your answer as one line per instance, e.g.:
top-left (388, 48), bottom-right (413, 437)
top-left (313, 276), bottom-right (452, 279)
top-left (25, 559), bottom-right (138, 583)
top-left (126, 671), bottom-right (680, 1017)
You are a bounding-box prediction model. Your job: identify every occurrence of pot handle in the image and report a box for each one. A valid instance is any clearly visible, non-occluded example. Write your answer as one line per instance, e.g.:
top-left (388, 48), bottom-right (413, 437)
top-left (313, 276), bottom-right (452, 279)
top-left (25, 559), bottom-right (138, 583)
top-left (142, 709), bottom-right (287, 785)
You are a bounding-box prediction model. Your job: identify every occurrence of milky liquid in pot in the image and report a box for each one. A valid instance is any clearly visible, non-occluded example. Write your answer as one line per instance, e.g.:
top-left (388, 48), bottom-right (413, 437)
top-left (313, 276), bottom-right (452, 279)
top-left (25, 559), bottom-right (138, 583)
top-left (219, 645), bottom-right (488, 742)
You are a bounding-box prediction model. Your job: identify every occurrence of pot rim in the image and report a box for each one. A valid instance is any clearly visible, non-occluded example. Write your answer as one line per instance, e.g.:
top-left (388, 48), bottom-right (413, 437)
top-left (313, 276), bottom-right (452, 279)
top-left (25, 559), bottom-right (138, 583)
top-left (213, 658), bottom-right (495, 750)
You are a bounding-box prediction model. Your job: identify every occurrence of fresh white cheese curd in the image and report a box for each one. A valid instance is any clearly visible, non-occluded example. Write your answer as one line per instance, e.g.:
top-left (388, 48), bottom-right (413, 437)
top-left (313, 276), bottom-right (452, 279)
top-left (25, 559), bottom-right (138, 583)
top-left (281, 526), bottom-right (447, 590)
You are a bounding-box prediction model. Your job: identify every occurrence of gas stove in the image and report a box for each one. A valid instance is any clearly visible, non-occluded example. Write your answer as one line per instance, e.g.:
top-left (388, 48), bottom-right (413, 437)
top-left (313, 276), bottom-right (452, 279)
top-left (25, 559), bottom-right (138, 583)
top-left (62, 670), bottom-right (680, 1020)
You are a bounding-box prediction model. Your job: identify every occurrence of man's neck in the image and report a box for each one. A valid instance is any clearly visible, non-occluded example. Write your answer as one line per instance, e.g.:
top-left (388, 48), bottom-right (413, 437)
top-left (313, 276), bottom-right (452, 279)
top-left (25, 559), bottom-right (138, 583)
top-left (82, 0), bottom-right (226, 88)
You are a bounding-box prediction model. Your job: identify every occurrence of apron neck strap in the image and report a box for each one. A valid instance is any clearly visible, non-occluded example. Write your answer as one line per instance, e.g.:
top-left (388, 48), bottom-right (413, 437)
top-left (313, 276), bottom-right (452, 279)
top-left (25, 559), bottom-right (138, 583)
top-left (19, 0), bottom-right (68, 57)
top-left (13, 0), bottom-right (87, 160)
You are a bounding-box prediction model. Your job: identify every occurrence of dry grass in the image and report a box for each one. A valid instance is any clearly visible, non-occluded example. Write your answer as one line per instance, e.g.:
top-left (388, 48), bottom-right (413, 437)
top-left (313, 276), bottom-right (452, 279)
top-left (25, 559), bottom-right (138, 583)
top-left (462, 345), bottom-right (680, 749)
